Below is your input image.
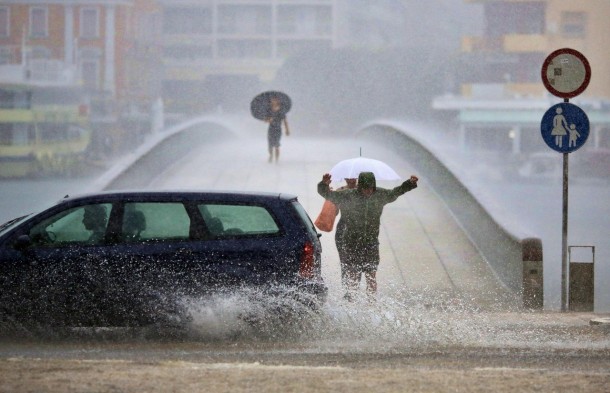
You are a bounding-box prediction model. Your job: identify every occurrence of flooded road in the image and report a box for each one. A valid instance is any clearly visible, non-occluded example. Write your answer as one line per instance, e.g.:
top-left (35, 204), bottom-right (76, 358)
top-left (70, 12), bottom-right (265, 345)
top-left (1, 131), bottom-right (609, 392)
top-left (1, 305), bottom-right (609, 392)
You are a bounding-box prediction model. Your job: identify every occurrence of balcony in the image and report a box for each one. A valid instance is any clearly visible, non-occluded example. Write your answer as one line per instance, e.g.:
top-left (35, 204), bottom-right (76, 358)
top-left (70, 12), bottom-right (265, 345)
top-left (459, 83), bottom-right (546, 100)
top-left (462, 36), bottom-right (500, 52)
top-left (0, 46), bottom-right (79, 86)
top-left (0, 60), bottom-right (79, 86)
top-left (164, 57), bottom-right (282, 81)
top-left (503, 34), bottom-right (548, 53)
top-left (462, 34), bottom-right (548, 53)
top-left (505, 82), bottom-right (546, 98)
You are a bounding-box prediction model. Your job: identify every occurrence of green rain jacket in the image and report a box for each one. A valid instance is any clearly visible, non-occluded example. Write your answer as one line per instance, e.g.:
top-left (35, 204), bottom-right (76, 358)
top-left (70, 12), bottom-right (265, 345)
top-left (317, 172), bottom-right (417, 245)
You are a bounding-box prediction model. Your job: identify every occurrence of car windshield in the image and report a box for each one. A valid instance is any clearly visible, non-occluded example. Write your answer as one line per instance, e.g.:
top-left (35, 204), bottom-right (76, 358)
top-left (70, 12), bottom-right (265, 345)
top-left (0, 214), bottom-right (30, 237)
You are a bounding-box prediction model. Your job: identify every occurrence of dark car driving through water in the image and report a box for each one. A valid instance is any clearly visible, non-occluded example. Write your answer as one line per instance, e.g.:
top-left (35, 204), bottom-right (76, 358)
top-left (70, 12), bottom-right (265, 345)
top-left (0, 191), bottom-right (326, 327)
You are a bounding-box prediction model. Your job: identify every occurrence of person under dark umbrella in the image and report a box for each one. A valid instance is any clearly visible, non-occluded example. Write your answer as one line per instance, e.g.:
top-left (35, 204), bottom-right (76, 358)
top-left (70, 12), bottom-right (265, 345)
top-left (265, 96), bottom-right (290, 163)
top-left (251, 91), bottom-right (292, 163)
top-left (317, 171), bottom-right (419, 300)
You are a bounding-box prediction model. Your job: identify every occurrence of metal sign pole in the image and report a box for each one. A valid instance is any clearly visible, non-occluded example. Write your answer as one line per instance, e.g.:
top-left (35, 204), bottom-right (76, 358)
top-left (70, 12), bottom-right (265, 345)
top-left (540, 48), bottom-right (591, 312)
top-left (561, 151), bottom-right (569, 311)
top-left (561, 94), bottom-right (570, 313)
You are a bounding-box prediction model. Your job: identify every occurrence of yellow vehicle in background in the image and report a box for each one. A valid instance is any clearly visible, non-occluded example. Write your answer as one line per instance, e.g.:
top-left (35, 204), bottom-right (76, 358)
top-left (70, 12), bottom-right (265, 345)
top-left (0, 85), bottom-right (91, 178)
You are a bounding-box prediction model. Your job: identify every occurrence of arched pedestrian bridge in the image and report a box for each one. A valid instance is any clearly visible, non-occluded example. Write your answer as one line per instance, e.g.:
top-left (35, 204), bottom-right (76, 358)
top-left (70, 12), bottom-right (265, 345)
top-left (89, 114), bottom-right (542, 310)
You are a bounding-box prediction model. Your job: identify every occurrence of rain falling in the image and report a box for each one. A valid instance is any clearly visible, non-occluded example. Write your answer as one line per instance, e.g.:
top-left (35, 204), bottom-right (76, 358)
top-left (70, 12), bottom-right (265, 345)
top-left (1, 1), bottom-right (609, 392)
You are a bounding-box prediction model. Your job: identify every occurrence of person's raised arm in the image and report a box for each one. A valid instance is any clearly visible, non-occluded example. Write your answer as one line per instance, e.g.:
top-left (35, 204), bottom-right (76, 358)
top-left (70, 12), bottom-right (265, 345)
top-left (399, 175), bottom-right (418, 192)
top-left (385, 175), bottom-right (419, 202)
top-left (322, 173), bottom-right (331, 185)
top-left (317, 173), bottom-right (332, 198)
top-left (318, 173), bottom-right (353, 204)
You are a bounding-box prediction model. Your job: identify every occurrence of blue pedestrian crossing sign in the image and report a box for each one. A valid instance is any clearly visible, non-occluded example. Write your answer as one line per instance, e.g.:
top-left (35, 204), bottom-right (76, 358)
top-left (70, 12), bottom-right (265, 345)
top-left (540, 103), bottom-right (589, 153)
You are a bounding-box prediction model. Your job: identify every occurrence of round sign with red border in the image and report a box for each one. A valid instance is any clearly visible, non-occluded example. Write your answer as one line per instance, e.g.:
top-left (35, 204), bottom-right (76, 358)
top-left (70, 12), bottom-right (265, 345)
top-left (541, 48), bottom-right (591, 99)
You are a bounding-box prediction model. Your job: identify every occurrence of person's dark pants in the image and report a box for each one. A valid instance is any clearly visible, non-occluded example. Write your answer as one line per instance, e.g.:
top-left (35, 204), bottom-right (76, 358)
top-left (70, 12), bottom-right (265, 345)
top-left (341, 241), bottom-right (380, 294)
top-left (335, 222), bottom-right (349, 288)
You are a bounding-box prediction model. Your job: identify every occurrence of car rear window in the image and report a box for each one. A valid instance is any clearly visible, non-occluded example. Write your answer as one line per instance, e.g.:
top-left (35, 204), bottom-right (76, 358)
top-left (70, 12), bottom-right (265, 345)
top-left (198, 203), bottom-right (280, 237)
top-left (290, 201), bottom-right (318, 238)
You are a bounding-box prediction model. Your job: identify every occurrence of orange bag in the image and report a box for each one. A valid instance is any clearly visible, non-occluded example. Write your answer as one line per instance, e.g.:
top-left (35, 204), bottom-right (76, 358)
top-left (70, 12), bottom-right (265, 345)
top-left (314, 200), bottom-right (338, 232)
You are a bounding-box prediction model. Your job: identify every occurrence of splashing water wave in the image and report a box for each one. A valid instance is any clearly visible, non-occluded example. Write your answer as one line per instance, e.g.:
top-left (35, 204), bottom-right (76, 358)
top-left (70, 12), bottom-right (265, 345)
top-left (1, 286), bottom-right (607, 353)
top-left (180, 287), bottom-right (610, 353)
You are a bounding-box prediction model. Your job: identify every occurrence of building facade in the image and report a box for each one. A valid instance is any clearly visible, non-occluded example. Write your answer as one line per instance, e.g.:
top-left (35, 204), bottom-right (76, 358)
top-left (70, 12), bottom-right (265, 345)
top-left (3, 1), bottom-right (457, 117)
top-left (0, 0), bottom-right (164, 116)
top-left (433, 0), bottom-right (610, 157)
top-left (0, 0), bottom-right (166, 159)
top-left (0, 1), bottom-right (136, 96)
top-left (157, 0), bottom-right (338, 113)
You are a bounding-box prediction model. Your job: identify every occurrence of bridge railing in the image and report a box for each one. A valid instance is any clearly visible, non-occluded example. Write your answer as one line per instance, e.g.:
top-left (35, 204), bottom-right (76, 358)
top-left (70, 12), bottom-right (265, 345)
top-left (358, 120), bottom-right (543, 309)
top-left (87, 114), bottom-right (253, 192)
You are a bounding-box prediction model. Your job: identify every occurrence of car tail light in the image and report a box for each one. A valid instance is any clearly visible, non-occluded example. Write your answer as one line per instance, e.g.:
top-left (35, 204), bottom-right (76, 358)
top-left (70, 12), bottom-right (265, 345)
top-left (299, 241), bottom-right (315, 279)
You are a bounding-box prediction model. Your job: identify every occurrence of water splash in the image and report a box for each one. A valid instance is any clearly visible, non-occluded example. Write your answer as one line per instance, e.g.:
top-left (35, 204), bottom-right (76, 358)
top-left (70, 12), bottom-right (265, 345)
top-left (1, 286), bottom-right (607, 352)
top-left (179, 287), bottom-right (609, 353)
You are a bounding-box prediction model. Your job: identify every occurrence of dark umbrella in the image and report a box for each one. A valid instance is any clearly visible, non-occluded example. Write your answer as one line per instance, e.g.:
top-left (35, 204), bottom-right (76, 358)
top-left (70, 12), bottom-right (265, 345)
top-left (250, 91), bottom-right (291, 120)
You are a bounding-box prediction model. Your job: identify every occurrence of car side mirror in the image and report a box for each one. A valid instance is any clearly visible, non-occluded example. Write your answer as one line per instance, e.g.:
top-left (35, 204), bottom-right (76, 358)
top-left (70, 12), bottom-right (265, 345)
top-left (13, 234), bottom-right (32, 251)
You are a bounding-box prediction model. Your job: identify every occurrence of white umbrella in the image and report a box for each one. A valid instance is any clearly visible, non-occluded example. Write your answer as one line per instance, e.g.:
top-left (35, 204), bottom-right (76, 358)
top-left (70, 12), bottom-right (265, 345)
top-left (329, 156), bottom-right (401, 183)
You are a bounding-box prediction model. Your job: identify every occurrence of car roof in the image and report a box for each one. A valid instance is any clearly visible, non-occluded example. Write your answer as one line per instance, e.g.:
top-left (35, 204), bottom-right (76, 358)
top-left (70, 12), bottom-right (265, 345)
top-left (56, 190), bottom-right (299, 205)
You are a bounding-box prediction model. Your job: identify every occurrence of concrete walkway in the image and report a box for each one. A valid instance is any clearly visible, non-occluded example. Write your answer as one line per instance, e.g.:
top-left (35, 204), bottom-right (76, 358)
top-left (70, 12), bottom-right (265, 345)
top-left (144, 133), bottom-right (519, 310)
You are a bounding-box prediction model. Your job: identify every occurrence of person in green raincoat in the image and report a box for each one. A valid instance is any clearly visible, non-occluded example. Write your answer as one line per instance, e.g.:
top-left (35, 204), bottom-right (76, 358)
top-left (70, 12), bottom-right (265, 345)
top-left (317, 171), bottom-right (419, 300)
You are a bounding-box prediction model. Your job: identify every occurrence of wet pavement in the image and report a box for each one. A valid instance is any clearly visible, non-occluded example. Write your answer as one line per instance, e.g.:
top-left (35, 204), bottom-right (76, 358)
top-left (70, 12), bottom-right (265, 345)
top-left (143, 133), bottom-right (518, 309)
top-left (0, 310), bottom-right (608, 393)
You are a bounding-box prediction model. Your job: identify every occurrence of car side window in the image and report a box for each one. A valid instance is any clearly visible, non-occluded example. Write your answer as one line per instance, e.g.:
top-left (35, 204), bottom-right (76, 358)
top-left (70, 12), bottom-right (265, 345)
top-left (27, 203), bottom-right (112, 247)
top-left (122, 202), bottom-right (190, 242)
top-left (199, 204), bottom-right (279, 237)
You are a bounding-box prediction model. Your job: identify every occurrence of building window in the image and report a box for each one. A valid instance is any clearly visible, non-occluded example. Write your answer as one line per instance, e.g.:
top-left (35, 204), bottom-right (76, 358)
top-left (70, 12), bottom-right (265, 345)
top-left (28, 46), bottom-right (51, 60)
top-left (163, 45), bottom-right (212, 60)
top-left (217, 40), bottom-right (271, 59)
top-left (163, 7), bottom-right (211, 35)
top-left (0, 46), bottom-right (12, 64)
top-left (79, 47), bottom-right (101, 90)
top-left (561, 12), bottom-right (586, 38)
top-left (80, 7), bottom-right (100, 39)
top-left (277, 6), bottom-right (332, 36)
top-left (485, 2), bottom-right (544, 36)
top-left (135, 12), bottom-right (162, 43)
top-left (30, 7), bottom-right (48, 38)
top-left (218, 5), bottom-right (271, 35)
top-left (0, 7), bottom-right (9, 37)
top-left (81, 59), bottom-right (100, 90)
top-left (277, 39), bottom-right (331, 58)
